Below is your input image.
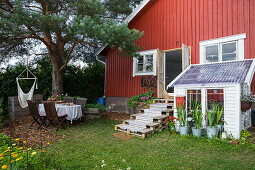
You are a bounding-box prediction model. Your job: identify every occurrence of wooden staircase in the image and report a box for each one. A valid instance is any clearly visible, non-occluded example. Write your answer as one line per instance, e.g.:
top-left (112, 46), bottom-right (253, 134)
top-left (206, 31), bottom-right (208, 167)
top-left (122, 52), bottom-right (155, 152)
top-left (115, 99), bottom-right (174, 139)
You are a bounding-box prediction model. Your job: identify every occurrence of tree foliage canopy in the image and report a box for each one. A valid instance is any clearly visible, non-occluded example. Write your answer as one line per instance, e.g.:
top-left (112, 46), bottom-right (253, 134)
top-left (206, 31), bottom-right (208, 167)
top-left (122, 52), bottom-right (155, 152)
top-left (0, 0), bottom-right (143, 94)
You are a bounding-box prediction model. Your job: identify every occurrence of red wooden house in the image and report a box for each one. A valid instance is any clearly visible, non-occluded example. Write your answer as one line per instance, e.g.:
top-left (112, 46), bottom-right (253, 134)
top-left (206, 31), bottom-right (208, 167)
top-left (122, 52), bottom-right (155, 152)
top-left (97, 0), bottom-right (255, 114)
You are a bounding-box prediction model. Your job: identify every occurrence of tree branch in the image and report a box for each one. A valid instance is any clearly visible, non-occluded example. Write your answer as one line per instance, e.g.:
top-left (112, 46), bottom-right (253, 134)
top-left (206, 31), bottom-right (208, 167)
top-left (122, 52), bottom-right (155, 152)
top-left (4, 0), bottom-right (13, 8)
top-left (59, 40), bottom-right (80, 72)
top-left (25, 5), bottom-right (43, 11)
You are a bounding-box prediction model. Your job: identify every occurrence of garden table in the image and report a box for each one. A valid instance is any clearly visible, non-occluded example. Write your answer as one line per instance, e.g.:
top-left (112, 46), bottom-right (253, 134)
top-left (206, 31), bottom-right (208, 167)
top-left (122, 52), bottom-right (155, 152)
top-left (38, 103), bottom-right (82, 124)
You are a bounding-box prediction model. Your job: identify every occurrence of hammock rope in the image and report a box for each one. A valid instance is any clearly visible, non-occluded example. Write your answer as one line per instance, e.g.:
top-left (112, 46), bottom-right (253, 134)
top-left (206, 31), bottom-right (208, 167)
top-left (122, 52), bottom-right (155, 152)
top-left (16, 37), bottom-right (38, 108)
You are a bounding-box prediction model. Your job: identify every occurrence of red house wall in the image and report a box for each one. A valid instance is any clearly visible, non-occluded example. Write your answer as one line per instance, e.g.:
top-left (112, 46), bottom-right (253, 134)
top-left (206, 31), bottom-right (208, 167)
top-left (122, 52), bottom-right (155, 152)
top-left (105, 0), bottom-right (255, 97)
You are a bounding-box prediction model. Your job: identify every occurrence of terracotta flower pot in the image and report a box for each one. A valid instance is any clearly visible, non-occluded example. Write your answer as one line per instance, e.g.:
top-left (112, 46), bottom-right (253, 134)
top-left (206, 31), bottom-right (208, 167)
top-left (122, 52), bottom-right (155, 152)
top-left (241, 101), bottom-right (252, 112)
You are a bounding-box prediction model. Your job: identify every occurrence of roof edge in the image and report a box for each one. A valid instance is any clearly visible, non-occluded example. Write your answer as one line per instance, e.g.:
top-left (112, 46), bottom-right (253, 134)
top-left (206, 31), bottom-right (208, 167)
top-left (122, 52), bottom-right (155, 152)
top-left (166, 65), bottom-right (192, 89)
top-left (96, 0), bottom-right (151, 56)
top-left (244, 59), bottom-right (255, 85)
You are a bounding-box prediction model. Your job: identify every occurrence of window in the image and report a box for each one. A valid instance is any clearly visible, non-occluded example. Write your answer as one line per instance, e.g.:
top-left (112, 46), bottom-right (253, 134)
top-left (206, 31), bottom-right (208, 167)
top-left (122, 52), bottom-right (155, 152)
top-left (187, 90), bottom-right (201, 117)
top-left (200, 33), bottom-right (246, 64)
top-left (133, 49), bottom-right (157, 76)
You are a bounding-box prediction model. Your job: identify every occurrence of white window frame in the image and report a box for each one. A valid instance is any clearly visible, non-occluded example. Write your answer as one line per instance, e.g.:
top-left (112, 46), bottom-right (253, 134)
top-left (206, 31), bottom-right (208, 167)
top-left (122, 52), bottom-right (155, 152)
top-left (133, 49), bottom-right (157, 77)
top-left (200, 33), bottom-right (246, 64)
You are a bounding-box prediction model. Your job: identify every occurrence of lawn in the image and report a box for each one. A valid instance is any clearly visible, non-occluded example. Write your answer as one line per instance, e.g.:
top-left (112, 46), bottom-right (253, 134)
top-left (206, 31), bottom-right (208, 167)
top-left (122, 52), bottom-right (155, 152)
top-left (46, 119), bottom-right (255, 169)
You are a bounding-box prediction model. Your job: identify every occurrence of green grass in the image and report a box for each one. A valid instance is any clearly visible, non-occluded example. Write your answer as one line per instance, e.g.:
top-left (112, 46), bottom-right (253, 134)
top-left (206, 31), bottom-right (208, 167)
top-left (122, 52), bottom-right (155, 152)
top-left (46, 119), bottom-right (255, 169)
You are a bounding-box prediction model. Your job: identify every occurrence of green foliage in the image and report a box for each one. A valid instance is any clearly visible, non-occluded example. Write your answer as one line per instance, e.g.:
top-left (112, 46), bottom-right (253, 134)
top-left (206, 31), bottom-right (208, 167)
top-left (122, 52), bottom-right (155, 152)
top-left (127, 89), bottom-right (156, 109)
top-left (85, 103), bottom-right (107, 111)
top-left (216, 104), bottom-right (224, 125)
top-left (127, 96), bottom-right (139, 110)
top-left (192, 102), bottom-right (202, 129)
top-left (0, 133), bottom-right (53, 169)
top-left (206, 104), bottom-right (217, 128)
top-left (240, 130), bottom-right (252, 144)
top-left (177, 104), bottom-right (186, 127)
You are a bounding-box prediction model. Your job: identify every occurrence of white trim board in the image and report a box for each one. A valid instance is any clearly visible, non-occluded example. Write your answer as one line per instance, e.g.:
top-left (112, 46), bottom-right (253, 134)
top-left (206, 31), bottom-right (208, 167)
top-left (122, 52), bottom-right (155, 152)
top-left (96, 0), bottom-right (151, 57)
top-left (244, 59), bottom-right (255, 85)
top-left (199, 33), bottom-right (246, 64)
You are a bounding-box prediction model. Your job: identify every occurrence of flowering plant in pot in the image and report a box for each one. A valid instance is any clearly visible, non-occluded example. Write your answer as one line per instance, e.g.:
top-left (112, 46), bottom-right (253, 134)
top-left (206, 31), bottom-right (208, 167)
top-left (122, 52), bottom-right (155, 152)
top-left (241, 94), bottom-right (253, 112)
top-left (177, 104), bottom-right (188, 136)
top-left (215, 104), bottom-right (224, 137)
top-left (192, 102), bottom-right (203, 137)
top-left (206, 104), bottom-right (217, 139)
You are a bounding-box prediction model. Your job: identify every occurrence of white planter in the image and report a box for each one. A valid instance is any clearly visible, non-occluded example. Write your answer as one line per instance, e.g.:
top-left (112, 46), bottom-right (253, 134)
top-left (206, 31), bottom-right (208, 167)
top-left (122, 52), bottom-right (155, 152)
top-left (179, 126), bottom-right (189, 136)
top-left (207, 126), bottom-right (217, 139)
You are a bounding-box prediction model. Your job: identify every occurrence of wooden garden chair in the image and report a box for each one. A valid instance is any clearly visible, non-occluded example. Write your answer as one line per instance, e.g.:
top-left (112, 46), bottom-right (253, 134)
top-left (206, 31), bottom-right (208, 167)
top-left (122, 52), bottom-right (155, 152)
top-left (43, 101), bottom-right (69, 131)
top-left (27, 100), bottom-right (47, 130)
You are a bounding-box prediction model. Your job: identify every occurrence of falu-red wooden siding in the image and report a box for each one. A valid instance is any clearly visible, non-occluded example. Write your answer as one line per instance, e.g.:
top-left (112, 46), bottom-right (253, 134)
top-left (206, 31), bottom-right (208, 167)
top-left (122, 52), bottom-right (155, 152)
top-left (105, 0), bottom-right (255, 97)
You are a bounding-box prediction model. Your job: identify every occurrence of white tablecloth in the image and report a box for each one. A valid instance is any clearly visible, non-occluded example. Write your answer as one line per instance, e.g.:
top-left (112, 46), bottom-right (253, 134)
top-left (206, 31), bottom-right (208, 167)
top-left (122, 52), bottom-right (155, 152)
top-left (38, 104), bottom-right (82, 124)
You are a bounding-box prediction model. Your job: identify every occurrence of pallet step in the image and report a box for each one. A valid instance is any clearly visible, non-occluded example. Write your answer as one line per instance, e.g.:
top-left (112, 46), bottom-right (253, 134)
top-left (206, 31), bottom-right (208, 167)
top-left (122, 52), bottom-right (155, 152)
top-left (153, 115), bottom-right (169, 123)
top-left (161, 109), bottom-right (174, 116)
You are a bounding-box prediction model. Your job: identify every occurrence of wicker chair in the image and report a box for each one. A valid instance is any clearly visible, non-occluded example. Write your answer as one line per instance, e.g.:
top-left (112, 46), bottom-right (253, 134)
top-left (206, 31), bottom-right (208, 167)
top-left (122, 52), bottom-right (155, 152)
top-left (27, 100), bottom-right (46, 130)
top-left (75, 98), bottom-right (87, 113)
top-left (63, 97), bottom-right (74, 103)
top-left (43, 101), bottom-right (69, 131)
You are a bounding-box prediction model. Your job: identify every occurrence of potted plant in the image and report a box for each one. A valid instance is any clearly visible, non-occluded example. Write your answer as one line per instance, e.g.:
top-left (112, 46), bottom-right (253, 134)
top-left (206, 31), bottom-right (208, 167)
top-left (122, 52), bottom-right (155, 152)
top-left (192, 102), bottom-right (203, 137)
top-left (215, 104), bottom-right (224, 137)
top-left (241, 94), bottom-right (253, 112)
top-left (206, 104), bottom-right (217, 139)
top-left (177, 104), bottom-right (188, 136)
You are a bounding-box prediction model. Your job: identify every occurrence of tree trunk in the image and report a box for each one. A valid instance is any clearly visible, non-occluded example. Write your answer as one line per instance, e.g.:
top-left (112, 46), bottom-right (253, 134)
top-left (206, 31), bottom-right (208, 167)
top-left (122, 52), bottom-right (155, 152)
top-left (50, 52), bottom-right (64, 95)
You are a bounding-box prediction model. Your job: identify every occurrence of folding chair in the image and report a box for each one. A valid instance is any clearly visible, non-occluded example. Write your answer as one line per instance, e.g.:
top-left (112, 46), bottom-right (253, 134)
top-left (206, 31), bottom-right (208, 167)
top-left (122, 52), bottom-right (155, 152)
top-left (27, 100), bottom-right (47, 130)
top-left (43, 101), bottom-right (69, 131)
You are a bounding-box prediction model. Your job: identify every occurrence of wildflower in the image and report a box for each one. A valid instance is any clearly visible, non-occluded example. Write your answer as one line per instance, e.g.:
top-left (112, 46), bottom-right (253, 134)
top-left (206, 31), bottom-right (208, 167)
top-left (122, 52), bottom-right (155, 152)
top-left (32, 152), bottom-right (37, 155)
top-left (164, 120), bottom-right (167, 122)
top-left (12, 153), bottom-right (18, 157)
top-left (28, 148), bottom-right (32, 151)
top-left (15, 138), bottom-right (19, 141)
top-left (23, 141), bottom-right (26, 144)
top-left (1, 165), bottom-right (7, 169)
top-left (47, 142), bottom-right (50, 145)
top-left (16, 157), bottom-right (22, 161)
top-left (127, 167), bottom-right (131, 170)
top-left (18, 147), bottom-right (23, 150)
top-left (40, 150), bottom-right (44, 153)
top-left (12, 143), bottom-right (16, 146)
top-left (102, 160), bottom-right (105, 163)
top-left (122, 159), bottom-right (126, 162)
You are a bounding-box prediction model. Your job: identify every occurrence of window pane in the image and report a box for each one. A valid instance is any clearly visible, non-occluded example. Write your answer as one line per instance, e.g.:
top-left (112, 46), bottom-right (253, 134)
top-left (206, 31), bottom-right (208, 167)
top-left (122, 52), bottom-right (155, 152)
top-left (206, 45), bottom-right (218, 56)
top-left (222, 42), bottom-right (236, 54)
top-left (145, 55), bottom-right (153, 72)
top-left (137, 64), bottom-right (143, 71)
top-left (206, 55), bottom-right (219, 62)
top-left (137, 56), bottom-right (144, 72)
top-left (222, 53), bottom-right (236, 61)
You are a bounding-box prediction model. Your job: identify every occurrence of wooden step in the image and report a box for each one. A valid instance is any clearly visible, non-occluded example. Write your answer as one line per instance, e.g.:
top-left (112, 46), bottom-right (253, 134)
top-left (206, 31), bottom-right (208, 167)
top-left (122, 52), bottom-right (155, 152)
top-left (130, 113), bottom-right (144, 120)
top-left (153, 99), bottom-right (174, 104)
top-left (153, 115), bottom-right (169, 123)
top-left (161, 109), bottom-right (174, 116)
top-left (146, 122), bottom-right (161, 130)
top-left (115, 124), bottom-right (126, 131)
top-left (137, 129), bottom-right (154, 138)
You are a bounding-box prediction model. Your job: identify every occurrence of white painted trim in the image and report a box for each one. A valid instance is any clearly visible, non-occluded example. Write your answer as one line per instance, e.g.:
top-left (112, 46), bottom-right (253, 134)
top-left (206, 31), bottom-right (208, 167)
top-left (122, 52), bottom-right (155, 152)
top-left (133, 49), bottom-right (157, 77)
top-left (166, 65), bottom-right (192, 89)
top-left (96, 0), bottom-right (151, 56)
top-left (96, 55), bottom-right (106, 65)
top-left (123, 0), bottom-right (151, 24)
top-left (200, 33), bottom-right (246, 46)
top-left (199, 33), bottom-right (246, 64)
top-left (244, 59), bottom-right (255, 85)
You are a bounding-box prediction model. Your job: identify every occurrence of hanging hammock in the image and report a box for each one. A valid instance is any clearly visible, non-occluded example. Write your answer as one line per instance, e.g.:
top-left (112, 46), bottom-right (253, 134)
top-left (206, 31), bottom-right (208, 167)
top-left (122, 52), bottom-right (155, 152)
top-left (16, 37), bottom-right (38, 108)
top-left (16, 68), bottom-right (38, 108)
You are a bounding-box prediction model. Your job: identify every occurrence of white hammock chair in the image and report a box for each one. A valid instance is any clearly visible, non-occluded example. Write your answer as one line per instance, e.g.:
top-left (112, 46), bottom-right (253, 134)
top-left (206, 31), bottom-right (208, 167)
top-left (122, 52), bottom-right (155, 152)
top-left (16, 68), bottom-right (38, 108)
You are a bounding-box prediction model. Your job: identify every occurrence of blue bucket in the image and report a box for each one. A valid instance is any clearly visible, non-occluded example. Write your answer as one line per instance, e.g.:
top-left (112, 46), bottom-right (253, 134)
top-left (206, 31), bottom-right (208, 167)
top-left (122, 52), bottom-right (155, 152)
top-left (97, 97), bottom-right (106, 106)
